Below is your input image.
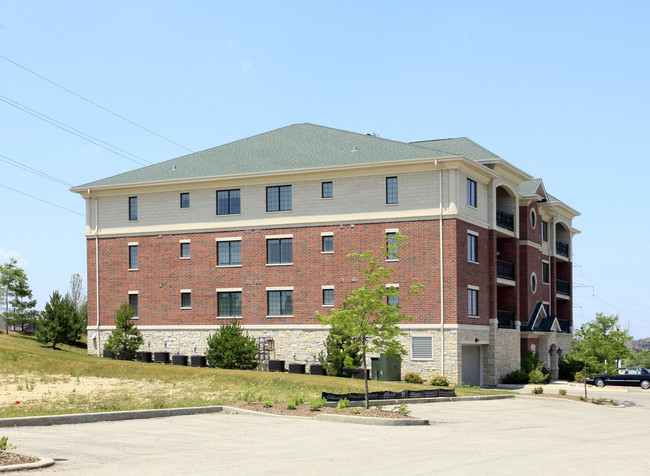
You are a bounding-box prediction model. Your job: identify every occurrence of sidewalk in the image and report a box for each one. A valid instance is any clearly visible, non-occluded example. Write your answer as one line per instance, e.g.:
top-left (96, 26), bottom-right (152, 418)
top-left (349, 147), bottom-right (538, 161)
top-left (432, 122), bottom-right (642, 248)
top-left (495, 380), bottom-right (629, 393)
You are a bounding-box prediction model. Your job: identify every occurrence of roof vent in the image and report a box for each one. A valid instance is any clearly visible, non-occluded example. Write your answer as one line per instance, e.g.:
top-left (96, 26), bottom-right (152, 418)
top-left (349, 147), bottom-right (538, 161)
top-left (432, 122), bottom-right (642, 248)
top-left (351, 146), bottom-right (358, 152)
top-left (172, 165), bottom-right (176, 171)
top-left (366, 132), bottom-right (379, 137)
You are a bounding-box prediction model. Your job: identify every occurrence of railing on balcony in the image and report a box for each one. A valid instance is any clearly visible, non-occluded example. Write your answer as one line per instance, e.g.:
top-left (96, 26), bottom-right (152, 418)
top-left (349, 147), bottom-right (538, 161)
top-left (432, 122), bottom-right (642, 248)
top-left (496, 208), bottom-right (514, 231)
top-left (497, 310), bottom-right (516, 329)
top-left (558, 319), bottom-right (570, 333)
top-left (557, 279), bottom-right (570, 296)
top-left (556, 240), bottom-right (569, 257)
top-left (497, 259), bottom-right (515, 280)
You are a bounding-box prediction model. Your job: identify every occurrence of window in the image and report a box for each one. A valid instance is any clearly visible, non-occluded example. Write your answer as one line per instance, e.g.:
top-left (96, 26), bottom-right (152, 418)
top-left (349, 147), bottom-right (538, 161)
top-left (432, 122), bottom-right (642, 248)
top-left (180, 242), bottom-right (190, 259)
top-left (542, 262), bottom-right (549, 284)
top-left (218, 292), bottom-right (242, 317)
top-left (542, 221), bottom-right (549, 242)
top-left (467, 233), bottom-right (478, 262)
top-left (267, 238), bottom-right (292, 264)
top-left (217, 189), bottom-right (241, 215)
top-left (268, 290), bottom-right (293, 316)
top-left (181, 291), bottom-right (191, 309)
top-left (322, 181), bottom-right (333, 198)
top-left (467, 179), bottom-right (477, 208)
top-left (386, 232), bottom-right (398, 260)
top-left (387, 284), bottom-right (399, 308)
top-left (128, 245), bottom-right (138, 270)
top-left (128, 293), bottom-right (139, 317)
top-left (180, 192), bottom-right (190, 208)
top-left (543, 303), bottom-right (550, 316)
top-left (468, 288), bottom-right (479, 317)
top-left (531, 273), bottom-right (538, 293)
top-left (322, 235), bottom-right (333, 253)
top-left (129, 197), bottom-right (138, 221)
top-left (387, 294), bottom-right (399, 307)
top-left (217, 240), bottom-right (241, 266)
top-left (530, 209), bottom-right (537, 229)
top-left (386, 177), bottom-right (398, 204)
top-left (412, 336), bottom-right (433, 359)
top-left (266, 185), bottom-right (292, 212)
top-left (322, 288), bottom-right (334, 306)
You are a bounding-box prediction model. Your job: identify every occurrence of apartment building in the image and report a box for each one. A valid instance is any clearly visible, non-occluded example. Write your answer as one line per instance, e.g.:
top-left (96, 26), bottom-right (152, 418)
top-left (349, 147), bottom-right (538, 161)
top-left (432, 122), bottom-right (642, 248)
top-left (71, 123), bottom-right (580, 385)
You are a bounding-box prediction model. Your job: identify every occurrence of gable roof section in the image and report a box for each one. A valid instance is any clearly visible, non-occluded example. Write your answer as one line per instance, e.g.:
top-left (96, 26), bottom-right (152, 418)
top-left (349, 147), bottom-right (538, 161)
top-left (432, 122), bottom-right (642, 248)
top-left (73, 123), bottom-right (467, 190)
top-left (521, 302), bottom-right (561, 333)
top-left (519, 178), bottom-right (547, 199)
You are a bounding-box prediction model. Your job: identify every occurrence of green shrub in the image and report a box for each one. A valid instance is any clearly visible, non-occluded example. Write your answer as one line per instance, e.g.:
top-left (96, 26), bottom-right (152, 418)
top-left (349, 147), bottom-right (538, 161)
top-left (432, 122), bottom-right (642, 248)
top-left (403, 372), bottom-right (423, 384)
top-left (205, 320), bottom-right (258, 370)
top-left (286, 395), bottom-right (304, 410)
top-left (309, 397), bottom-right (327, 411)
top-left (0, 436), bottom-right (14, 453)
top-left (596, 397), bottom-right (604, 404)
top-left (352, 408), bottom-right (360, 414)
top-left (559, 389), bottom-right (567, 396)
top-left (336, 398), bottom-right (350, 410)
top-left (318, 325), bottom-right (362, 377)
top-left (429, 374), bottom-right (449, 386)
top-left (286, 400), bottom-right (297, 410)
top-left (501, 369), bottom-right (529, 384)
top-left (532, 386), bottom-right (543, 394)
top-left (263, 400), bottom-right (272, 408)
top-left (579, 395), bottom-right (586, 402)
top-left (574, 371), bottom-right (585, 383)
top-left (528, 369), bottom-right (547, 384)
top-left (393, 403), bottom-right (411, 415)
top-left (559, 357), bottom-right (584, 381)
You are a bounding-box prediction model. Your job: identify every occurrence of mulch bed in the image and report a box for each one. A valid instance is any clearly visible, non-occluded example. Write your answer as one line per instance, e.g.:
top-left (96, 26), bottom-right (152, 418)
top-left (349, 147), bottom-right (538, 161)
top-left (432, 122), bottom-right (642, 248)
top-left (0, 452), bottom-right (38, 467)
top-left (229, 401), bottom-right (413, 418)
top-left (526, 393), bottom-right (618, 406)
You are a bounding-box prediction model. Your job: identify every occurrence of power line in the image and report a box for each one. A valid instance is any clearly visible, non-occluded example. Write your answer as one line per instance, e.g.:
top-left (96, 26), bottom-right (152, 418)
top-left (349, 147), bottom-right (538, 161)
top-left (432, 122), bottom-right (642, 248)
top-left (0, 3), bottom-right (254, 135)
top-left (0, 153), bottom-right (72, 187)
top-left (0, 53), bottom-right (194, 153)
top-left (0, 183), bottom-right (83, 216)
top-left (1, 25), bottom-right (240, 141)
top-left (0, 93), bottom-right (151, 166)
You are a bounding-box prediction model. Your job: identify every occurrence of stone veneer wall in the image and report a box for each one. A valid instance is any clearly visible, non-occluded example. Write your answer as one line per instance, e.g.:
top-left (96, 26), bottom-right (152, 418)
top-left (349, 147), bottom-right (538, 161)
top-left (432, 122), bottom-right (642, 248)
top-left (89, 325), bottom-right (538, 386)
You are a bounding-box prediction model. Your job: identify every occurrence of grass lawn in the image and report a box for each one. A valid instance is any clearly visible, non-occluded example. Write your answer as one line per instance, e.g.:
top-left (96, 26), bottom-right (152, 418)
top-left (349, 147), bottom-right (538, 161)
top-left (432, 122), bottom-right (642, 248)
top-left (0, 332), bottom-right (509, 418)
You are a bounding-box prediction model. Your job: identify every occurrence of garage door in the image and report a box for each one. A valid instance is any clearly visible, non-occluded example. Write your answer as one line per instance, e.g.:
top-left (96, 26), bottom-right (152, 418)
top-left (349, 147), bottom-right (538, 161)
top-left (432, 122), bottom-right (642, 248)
top-left (462, 346), bottom-right (481, 386)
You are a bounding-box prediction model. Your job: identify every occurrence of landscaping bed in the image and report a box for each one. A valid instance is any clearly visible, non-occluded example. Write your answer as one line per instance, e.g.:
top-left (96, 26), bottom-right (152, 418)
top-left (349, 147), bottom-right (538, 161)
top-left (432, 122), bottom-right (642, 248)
top-left (0, 452), bottom-right (37, 467)
top-left (228, 401), bottom-right (412, 418)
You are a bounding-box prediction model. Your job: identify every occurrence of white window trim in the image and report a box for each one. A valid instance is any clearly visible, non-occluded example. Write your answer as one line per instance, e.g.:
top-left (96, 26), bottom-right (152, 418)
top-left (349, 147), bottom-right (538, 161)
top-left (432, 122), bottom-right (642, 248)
top-left (542, 260), bottom-right (550, 285)
top-left (128, 291), bottom-right (139, 319)
top-left (128, 242), bottom-right (139, 246)
top-left (467, 233), bottom-right (479, 264)
top-left (180, 240), bottom-right (191, 260)
top-left (265, 262), bottom-right (293, 267)
top-left (321, 233), bottom-right (334, 254)
top-left (530, 208), bottom-right (537, 229)
top-left (266, 286), bottom-right (294, 291)
top-left (265, 234), bottom-right (293, 239)
top-left (320, 232), bottom-right (334, 236)
top-left (215, 236), bottom-right (242, 242)
top-left (322, 286), bottom-right (334, 307)
top-left (467, 230), bottom-right (479, 237)
top-left (530, 272), bottom-right (538, 294)
top-left (385, 228), bottom-right (400, 233)
top-left (216, 287), bottom-right (243, 293)
top-left (180, 289), bottom-right (192, 310)
top-left (468, 286), bottom-right (479, 318)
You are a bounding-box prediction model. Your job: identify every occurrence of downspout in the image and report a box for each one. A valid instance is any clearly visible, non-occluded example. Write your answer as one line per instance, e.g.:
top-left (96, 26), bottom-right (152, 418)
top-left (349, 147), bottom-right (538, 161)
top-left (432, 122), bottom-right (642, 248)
top-left (437, 160), bottom-right (445, 376)
top-left (91, 189), bottom-right (101, 357)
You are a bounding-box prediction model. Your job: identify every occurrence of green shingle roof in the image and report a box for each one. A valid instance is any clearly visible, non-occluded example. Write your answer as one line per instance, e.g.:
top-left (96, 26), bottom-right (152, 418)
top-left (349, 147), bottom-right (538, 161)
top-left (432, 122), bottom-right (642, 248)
top-left (73, 123), bottom-right (496, 189)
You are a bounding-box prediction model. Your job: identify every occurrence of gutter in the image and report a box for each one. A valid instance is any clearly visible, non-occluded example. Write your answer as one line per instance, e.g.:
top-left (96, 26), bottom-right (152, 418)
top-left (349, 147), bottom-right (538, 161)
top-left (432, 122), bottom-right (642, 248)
top-left (436, 159), bottom-right (445, 377)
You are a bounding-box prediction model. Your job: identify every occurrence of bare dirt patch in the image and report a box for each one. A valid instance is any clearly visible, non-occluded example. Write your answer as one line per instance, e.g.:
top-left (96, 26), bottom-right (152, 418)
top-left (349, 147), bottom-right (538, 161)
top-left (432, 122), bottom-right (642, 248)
top-left (229, 401), bottom-right (413, 418)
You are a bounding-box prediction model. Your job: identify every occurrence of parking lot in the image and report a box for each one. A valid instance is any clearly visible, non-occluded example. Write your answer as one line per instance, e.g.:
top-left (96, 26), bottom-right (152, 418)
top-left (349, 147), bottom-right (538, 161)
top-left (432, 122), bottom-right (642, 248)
top-left (4, 386), bottom-right (650, 475)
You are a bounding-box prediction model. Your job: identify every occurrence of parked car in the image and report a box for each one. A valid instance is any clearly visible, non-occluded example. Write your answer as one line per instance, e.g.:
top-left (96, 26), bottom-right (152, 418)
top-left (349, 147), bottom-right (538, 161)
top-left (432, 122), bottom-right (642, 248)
top-left (587, 367), bottom-right (650, 390)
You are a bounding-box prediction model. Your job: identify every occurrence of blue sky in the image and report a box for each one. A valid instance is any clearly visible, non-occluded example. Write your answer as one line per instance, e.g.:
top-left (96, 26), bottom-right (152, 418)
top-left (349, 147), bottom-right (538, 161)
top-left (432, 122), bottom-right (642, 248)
top-left (1, 1), bottom-right (649, 337)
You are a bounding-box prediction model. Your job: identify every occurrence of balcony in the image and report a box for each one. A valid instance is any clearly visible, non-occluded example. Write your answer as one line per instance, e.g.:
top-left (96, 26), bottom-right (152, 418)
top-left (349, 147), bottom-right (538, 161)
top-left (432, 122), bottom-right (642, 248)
top-left (556, 240), bottom-right (569, 257)
top-left (497, 310), bottom-right (516, 329)
top-left (497, 259), bottom-right (515, 281)
top-left (496, 208), bottom-right (514, 231)
top-left (556, 279), bottom-right (570, 296)
top-left (558, 319), bottom-right (570, 333)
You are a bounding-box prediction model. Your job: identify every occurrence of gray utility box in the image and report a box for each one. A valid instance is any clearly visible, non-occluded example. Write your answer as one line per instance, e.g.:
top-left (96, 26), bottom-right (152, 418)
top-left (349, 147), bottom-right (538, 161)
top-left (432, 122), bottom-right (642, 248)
top-left (371, 354), bottom-right (401, 381)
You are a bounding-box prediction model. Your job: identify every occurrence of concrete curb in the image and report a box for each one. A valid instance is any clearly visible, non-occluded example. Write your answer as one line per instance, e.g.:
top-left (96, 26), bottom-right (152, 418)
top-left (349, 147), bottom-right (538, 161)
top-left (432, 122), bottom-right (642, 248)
top-left (314, 414), bottom-right (429, 425)
top-left (0, 406), bottom-right (225, 428)
top-left (0, 456), bottom-right (55, 473)
top-left (0, 395), bottom-right (513, 428)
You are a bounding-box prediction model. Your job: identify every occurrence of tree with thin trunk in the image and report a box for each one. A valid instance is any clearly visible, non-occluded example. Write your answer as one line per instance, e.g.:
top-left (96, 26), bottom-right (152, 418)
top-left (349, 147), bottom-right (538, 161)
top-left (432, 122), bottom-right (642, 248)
top-left (0, 258), bottom-right (37, 334)
top-left (317, 233), bottom-right (424, 408)
top-left (103, 302), bottom-right (143, 360)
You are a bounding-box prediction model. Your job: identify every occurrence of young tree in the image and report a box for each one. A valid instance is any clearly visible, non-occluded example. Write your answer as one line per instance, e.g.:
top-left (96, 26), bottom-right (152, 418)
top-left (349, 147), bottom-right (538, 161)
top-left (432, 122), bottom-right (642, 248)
top-left (205, 320), bottom-right (259, 369)
top-left (318, 324), bottom-right (362, 377)
top-left (0, 258), bottom-right (37, 333)
top-left (36, 291), bottom-right (78, 349)
top-left (67, 274), bottom-right (87, 342)
top-left (317, 233), bottom-right (424, 408)
top-left (103, 302), bottom-right (144, 360)
top-left (568, 313), bottom-right (632, 375)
